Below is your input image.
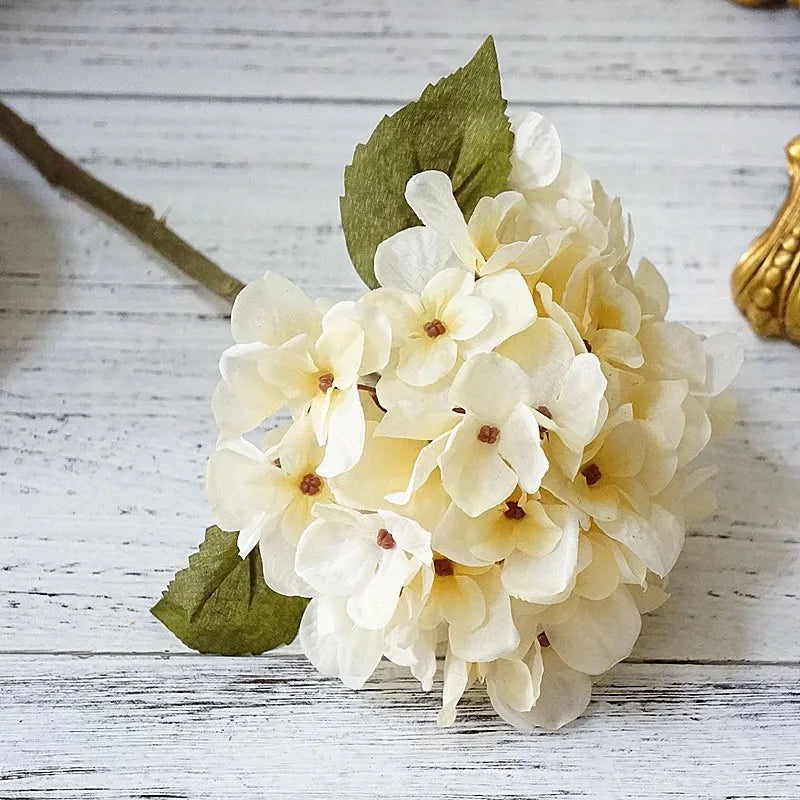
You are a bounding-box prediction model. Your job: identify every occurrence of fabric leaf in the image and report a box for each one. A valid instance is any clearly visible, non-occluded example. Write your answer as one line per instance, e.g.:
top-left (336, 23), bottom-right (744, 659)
top-left (340, 35), bottom-right (513, 288)
top-left (151, 526), bottom-right (308, 654)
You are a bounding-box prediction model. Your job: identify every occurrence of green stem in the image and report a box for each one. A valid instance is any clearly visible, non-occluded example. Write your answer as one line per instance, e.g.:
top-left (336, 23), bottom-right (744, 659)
top-left (0, 100), bottom-right (245, 303)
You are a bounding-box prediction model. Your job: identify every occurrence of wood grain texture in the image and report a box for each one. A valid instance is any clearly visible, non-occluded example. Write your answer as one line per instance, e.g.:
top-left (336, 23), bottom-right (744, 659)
top-left (1, 655), bottom-right (799, 799)
top-left (0, 0), bottom-right (798, 106)
top-left (2, 1), bottom-right (800, 796)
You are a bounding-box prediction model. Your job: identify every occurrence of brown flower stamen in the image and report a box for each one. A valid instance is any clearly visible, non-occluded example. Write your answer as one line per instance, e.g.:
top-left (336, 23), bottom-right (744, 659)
top-left (504, 500), bottom-right (526, 521)
top-left (317, 372), bottom-right (334, 393)
top-left (537, 631), bottom-right (551, 648)
top-left (433, 557), bottom-right (454, 577)
top-left (423, 318), bottom-right (447, 338)
top-left (582, 463), bottom-right (602, 486)
top-left (299, 472), bottom-right (323, 495)
top-left (477, 424), bottom-right (500, 444)
top-left (272, 458), bottom-right (281, 468)
top-left (376, 528), bottom-right (396, 550)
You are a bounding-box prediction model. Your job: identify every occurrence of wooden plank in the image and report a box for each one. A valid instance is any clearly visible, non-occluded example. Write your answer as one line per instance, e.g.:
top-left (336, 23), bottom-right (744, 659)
top-left (1, 655), bottom-right (799, 798)
top-left (1, 97), bottom-right (800, 657)
top-left (0, 1), bottom-right (798, 106)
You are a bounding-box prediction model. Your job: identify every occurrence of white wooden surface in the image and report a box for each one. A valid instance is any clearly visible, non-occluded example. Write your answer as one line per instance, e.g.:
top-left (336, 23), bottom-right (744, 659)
top-left (2, 1), bottom-right (800, 797)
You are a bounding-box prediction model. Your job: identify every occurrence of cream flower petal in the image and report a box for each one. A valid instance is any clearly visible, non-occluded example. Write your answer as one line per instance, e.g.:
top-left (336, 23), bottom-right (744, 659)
top-left (327, 299), bottom-right (391, 375)
top-left (330, 422), bottom-right (422, 510)
top-left (550, 352), bottom-right (607, 449)
top-left (502, 506), bottom-right (580, 604)
top-left (441, 575), bottom-right (487, 632)
top-left (590, 328), bottom-right (644, 368)
top-left (374, 225), bottom-right (463, 294)
top-left (450, 567), bottom-right (520, 663)
top-left (497, 317), bottom-right (573, 408)
top-left (574, 533), bottom-right (620, 601)
top-left (316, 314), bottom-right (364, 387)
top-left (639, 321), bottom-right (707, 388)
top-left (377, 510), bottom-right (433, 563)
top-left (276, 414), bottom-right (323, 477)
top-left (385, 432), bottom-right (449, 505)
top-left (514, 503), bottom-right (563, 557)
top-left (486, 658), bottom-right (535, 713)
top-left (481, 236), bottom-right (550, 277)
top-left (405, 171), bottom-right (481, 268)
top-left (634, 257), bottom-right (669, 319)
top-left (230, 270), bottom-right (320, 345)
top-left (437, 648), bottom-right (473, 727)
top-left (420, 265), bottom-right (474, 311)
top-left (547, 587), bottom-right (641, 675)
top-left (493, 647), bottom-right (591, 730)
top-left (702, 332), bottom-right (743, 396)
top-left (316, 386), bottom-right (365, 477)
top-left (450, 351), bottom-right (530, 422)
top-left (497, 404), bottom-right (549, 494)
top-left (397, 334), bottom-right (459, 387)
top-left (598, 504), bottom-right (684, 577)
top-left (375, 400), bottom-right (460, 442)
top-left (439, 419), bottom-right (518, 518)
top-left (676, 395), bottom-right (712, 467)
top-left (434, 503), bottom-right (497, 567)
top-left (466, 191), bottom-right (525, 255)
top-left (441, 295), bottom-right (493, 341)
top-left (463, 269), bottom-right (537, 356)
top-left (366, 287), bottom-right (424, 341)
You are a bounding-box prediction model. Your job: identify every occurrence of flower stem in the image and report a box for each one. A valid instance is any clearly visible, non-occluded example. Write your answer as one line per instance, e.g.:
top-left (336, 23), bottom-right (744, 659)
top-left (0, 100), bottom-right (245, 303)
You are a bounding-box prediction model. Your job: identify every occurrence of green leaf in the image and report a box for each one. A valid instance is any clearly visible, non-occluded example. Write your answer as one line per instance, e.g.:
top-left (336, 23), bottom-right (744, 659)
top-left (340, 35), bottom-right (513, 289)
top-left (151, 526), bottom-right (308, 655)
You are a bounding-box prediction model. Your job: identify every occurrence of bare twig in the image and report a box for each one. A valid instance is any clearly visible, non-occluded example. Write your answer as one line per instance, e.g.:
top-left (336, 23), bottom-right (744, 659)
top-left (0, 100), bottom-right (245, 303)
top-left (357, 383), bottom-right (386, 413)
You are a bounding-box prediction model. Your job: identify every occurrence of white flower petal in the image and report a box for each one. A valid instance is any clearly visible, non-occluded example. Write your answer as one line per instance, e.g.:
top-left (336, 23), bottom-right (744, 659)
top-left (439, 419), bottom-right (518, 517)
top-left (397, 335), bottom-right (459, 387)
top-left (634, 257), bottom-right (669, 319)
top-left (441, 295), bottom-right (493, 341)
top-left (260, 527), bottom-right (314, 597)
top-left (547, 586), bottom-right (641, 675)
top-left (598, 504), bottom-right (684, 577)
top-left (502, 506), bottom-right (580, 604)
top-left (374, 225), bottom-right (463, 293)
top-left (327, 299), bottom-right (392, 375)
top-left (405, 171), bottom-right (481, 268)
top-left (294, 517), bottom-right (376, 596)
top-left (493, 647), bottom-right (592, 730)
top-left (377, 510), bottom-right (433, 563)
top-left (486, 658), bottom-right (535, 713)
top-left (437, 648), bottom-right (473, 727)
top-left (510, 112), bottom-right (562, 191)
top-left (463, 269), bottom-right (538, 356)
top-left (386, 432), bottom-right (449, 505)
top-left (450, 351), bottom-right (530, 422)
top-left (450, 567), bottom-right (520, 663)
top-left (347, 550), bottom-right (411, 629)
top-left (316, 386), bottom-right (365, 477)
top-left (497, 404), bottom-right (549, 494)
top-left (231, 270), bottom-right (320, 345)
top-left (330, 422), bottom-right (422, 510)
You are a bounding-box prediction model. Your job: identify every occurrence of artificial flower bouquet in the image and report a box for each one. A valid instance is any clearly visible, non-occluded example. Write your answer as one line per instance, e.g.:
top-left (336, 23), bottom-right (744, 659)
top-left (153, 37), bottom-right (741, 730)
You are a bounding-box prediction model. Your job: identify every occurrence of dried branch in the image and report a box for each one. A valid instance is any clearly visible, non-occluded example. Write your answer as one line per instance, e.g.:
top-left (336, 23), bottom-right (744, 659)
top-left (0, 100), bottom-right (245, 303)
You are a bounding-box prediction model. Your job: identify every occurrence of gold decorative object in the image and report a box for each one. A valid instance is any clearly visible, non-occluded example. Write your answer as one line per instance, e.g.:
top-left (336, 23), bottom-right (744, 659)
top-left (732, 137), bottom-right (800, 343)
top-left (731, 0), bottom-right (799, 8)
